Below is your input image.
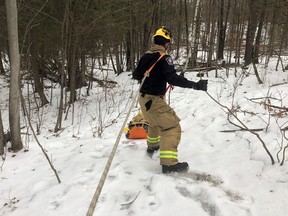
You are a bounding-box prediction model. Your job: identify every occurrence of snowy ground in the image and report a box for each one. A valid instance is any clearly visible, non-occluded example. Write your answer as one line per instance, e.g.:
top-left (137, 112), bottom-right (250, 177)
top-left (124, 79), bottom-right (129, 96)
top-left (1, 59), bottom-right (288, 216)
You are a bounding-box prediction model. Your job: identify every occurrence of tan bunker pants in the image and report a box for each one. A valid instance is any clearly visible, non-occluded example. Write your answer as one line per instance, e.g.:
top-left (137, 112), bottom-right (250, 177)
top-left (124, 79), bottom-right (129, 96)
top-left (139, 93), bottom-right (181, 166)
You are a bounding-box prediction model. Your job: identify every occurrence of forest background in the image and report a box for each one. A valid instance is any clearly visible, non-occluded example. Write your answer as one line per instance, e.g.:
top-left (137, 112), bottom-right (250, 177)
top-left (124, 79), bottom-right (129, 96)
top-left (0, 0), bottom-right (288, 194)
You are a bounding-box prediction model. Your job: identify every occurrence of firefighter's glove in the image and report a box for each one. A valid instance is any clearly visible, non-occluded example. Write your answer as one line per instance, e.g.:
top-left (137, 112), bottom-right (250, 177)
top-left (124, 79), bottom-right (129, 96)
top-left (196, 80), bottom-right (208, 91)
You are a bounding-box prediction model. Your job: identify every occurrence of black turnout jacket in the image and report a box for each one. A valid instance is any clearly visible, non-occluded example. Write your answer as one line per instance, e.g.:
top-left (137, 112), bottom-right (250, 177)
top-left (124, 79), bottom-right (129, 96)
top-left (133, 46), bottom-right (197, 96)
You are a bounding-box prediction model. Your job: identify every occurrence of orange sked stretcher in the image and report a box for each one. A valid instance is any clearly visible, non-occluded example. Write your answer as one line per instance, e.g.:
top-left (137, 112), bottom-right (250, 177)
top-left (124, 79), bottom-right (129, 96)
top-left (125, 114), bottom-right (148, 139)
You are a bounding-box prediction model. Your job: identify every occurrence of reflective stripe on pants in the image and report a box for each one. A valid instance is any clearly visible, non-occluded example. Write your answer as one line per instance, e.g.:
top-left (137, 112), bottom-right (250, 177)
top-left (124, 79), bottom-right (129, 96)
top-left (147, 135), bottom-right (161, 144)
top-left (160, 150), bottom-right (178, 159)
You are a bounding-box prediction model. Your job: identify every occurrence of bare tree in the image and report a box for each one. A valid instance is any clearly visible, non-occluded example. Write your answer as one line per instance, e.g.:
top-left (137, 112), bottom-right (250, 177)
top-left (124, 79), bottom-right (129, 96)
top-left (253, 0), bottom-right (267, 64)
top-left (0, 110), bottom-right (4, 156)
top-left (232, 0), bottom-right (246, 65)
top-left (5, 0), bottom-right (23, 151)
top-left (184, 0), bottom-right (189, 61)
top-left (30, 30), bottom-right (49, 106)
top-left (265, 0), bottom-right (278, 67)
top-left (217, 0), bottom-right (231, 60)
top-left (244, 0), bottom-right (259, 66)
top-left (189, 0), bottom-right (202, 69)
top-left (207, 0), bottom-right (217, 67)
top-left (54, 2), bottom-right (69, 132)
top-left (0, 52), bottom-right (5, 74)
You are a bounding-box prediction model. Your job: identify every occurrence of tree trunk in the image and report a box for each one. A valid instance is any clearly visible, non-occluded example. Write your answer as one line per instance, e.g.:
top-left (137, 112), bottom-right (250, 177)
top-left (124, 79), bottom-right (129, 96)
top-left (126, 0), bottom-right (137, 71)
top-left (0, 52), bottom-right (5, 75)
top-left (86, 54), bottom-right (95, 96)
top-left (114, 44), bottom-right (123, 75)
top-left (54, 2), bottom-right (69, 132)
top-left (80, 50), bottom-right (87, 87)
top-left (217, 0), bottom-right (225, 60)
top-left (54, 50), bottom-right (65, 132)
top-left (265, 1), bottom-right (278, 67)
top-left (5, 0), bottom-right (23, 151)
top-left (235, 1), bottom-right (245, 65)
top-left (252, 62), bottom-right (263, 84)
top-left (207, 0), bottom-right (217, 67)
top-left (184, 0), bottom-right (189, 61)
top-left (66, 0), bottom-right (78, 104)
top-left (276, 16), bottom-right (288, 71)
top-left (0, 110), bottom-right (4, 156)
top-left (217, 0), bottom-right (231, 60)
top-left (253, 0), bottom-right (267, 64)
top-left (244, 0), bottom-right (259, 66)
top-left (30, 31), bottom-right (49, 106)
top-left (142, 0), bottom-right (158, 53)
top-left (67, 36), bottom-right (77, 104)
top-left (190, 0), bottom-right (201, 68)
top-left (126, 32), bottom-right (132, 71)
top-left (175, 0), bottom-right (182, 59)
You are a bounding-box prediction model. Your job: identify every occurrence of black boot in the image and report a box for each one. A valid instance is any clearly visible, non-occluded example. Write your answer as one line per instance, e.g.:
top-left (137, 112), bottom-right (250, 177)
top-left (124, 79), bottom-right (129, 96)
top-left (146, 146), bottom-right (159, 154)
top-left (162, 162), bottom-right (189, 173)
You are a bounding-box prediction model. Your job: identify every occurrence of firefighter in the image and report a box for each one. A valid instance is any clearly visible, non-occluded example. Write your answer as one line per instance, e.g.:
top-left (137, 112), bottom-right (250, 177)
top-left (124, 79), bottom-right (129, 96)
top-left (133, 26), bottom-right (208, 173)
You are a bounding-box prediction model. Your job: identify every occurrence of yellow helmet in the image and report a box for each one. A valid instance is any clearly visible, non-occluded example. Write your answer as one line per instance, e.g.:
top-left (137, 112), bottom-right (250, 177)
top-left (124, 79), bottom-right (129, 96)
top-left (153, 26), bottom-right (171, 40)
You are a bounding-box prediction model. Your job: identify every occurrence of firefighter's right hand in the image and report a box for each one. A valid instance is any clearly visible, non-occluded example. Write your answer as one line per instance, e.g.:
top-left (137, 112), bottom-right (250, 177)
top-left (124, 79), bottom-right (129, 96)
top-left (196, 80), bottom-right (208, 91)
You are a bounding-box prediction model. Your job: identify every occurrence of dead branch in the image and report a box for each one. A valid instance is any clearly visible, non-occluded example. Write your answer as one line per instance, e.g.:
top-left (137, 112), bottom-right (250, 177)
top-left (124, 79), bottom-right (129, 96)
top-left (276, 121), bottom-right (285, 163)
top-left (252, 63), bottom-right (263, 84)
top-left (245, 96), bottom-right (288, 112)
top-left (191, 66), bottom-right (218, 71)
top-left (206, 91), bottom-right (275, 165)
top-left (220, 128), bottom-right (265, 133)
top-left (280, 144), bottom-right (288, 166)
top-left (21, 93), bottom-right (61, 183)
top-left (120, 191), bottom-right (141, 208)
top-left (246, 96), bottom-right (281, 102)
top-left (280, 129), bottom-right (288, 165)
top-left (281, 126), bottom-right (288, 131)
top-left (271, 82), bottom-right (288, 87)
top-left (86, 75), bottom-right (117, 88)
top-left (0, 148), bottom-right (6, 171)
top-left (262, 103), bottom-right (288, 111)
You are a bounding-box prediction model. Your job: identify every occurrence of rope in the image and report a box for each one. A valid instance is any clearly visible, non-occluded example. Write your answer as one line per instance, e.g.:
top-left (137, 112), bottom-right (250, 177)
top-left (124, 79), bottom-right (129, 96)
top-left (165, 84), bottom-right (174, 105)
top-left (86, 80), bottom-right (142, 216)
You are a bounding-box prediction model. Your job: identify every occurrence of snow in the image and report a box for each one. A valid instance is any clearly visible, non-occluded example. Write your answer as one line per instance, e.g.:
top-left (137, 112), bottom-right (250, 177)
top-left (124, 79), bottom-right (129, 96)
top-left (1, 59), bottom-right (288, 216)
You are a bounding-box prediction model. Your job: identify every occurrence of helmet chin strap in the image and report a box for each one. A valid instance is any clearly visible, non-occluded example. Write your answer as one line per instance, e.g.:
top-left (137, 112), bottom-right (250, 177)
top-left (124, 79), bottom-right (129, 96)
top-left (164, 42), bottom-right (170, 51)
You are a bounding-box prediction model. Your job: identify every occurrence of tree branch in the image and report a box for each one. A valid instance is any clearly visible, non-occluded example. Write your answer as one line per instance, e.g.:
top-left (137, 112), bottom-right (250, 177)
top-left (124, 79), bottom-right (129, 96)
top-left (220, 128), bottom-right (265, 133)
top-left (21, 93), bottom-right (61, 183)
top-left (206, 91), bottom-right (275, 165)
